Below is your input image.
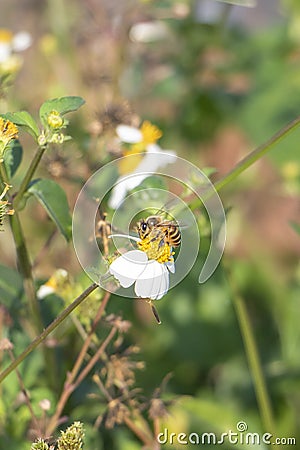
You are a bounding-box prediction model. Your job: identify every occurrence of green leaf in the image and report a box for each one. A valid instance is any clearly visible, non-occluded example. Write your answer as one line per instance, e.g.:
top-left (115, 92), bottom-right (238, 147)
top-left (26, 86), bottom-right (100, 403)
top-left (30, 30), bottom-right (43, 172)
top-left (3, 139), bottom-right (23, 178)
top-left (3, 111), bottom-right (39, 139)
top-left (0, 265), bottom-right (23, 307)
top-left (39, 96), bottom-right (85, 126)
top-left (28, 179), bottom-right (72, 241)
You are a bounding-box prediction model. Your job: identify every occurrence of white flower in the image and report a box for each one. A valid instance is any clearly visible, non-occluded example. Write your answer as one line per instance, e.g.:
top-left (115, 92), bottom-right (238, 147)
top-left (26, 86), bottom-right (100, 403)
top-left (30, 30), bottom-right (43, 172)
top-left (37, 269), bottom-right (68, 299)
top-left (0, 29), bottom-right (32, 64)
top-left (109, 249), bottom-right (171, 300)
top-left (108, 232), bottom-right (175, 300)
top-left (109, 122), bottom-right (176, 209)
top-left (37, 284), bottom-right (55, 299)
top-left (116, 124), bottom-right (143, 143)
top-left (129, 21), bottom-right (169, 43)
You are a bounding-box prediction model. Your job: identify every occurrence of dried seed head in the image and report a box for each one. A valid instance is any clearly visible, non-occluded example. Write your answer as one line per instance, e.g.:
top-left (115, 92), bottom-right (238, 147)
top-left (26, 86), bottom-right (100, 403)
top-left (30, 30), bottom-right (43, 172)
top-left (105, 399), bottom-right (130, 429)
top-left (0, 337), bottom-right (13, 351)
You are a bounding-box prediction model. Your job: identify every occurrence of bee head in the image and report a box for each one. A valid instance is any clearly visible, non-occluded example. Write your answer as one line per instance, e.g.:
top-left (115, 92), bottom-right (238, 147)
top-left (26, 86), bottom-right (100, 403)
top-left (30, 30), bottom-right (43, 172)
top-left (136, 219), bottom-right (148, 238)
top-left (146, 215), bottom-right (161, 228)
top-left (140, 220), bottom-right (148, 232)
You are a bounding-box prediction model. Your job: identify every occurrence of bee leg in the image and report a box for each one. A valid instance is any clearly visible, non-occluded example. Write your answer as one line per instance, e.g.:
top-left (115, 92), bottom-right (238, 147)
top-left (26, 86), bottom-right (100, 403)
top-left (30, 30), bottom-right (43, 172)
top-left (146, 299), bottom-right (161, 324)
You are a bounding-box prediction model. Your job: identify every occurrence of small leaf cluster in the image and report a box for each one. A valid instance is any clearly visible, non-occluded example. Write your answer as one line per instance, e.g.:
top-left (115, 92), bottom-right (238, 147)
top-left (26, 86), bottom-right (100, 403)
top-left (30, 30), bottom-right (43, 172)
top-left (1, 96), bottom-right (84, 240)
top-left (3, 96), bottom-right (85, 146)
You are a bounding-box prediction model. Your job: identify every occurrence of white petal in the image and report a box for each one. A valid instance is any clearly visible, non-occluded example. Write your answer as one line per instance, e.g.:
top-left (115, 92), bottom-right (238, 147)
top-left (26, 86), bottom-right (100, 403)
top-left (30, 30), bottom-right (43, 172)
top-left (136, 144), bottom-right (177, 173)
top-left (12, 32), bottom-right (32, 52)
top-left (0, 43), bottom-right (11, 63)
top-left (116, 124), bottom-right (143, 143)
top-left (135, 260), bottom-right (169, 300)
top-left (157, 267), bottom-right (169, 299)
top-left (108, 145), bottom-right (176, 209)
top-left (109, 250), bottom-right (148, 288)
top-left (37, 284), bottom-right (55, 299)
top-left (108, 173), bottom-right (147, 209)
top-left (166, 260), bottom-right (175, 273)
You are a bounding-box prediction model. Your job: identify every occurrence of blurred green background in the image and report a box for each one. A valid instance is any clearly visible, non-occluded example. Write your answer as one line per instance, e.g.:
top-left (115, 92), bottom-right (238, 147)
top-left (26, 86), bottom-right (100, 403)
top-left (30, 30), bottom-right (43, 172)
top-left (0, 0), bottom-right (300, 448)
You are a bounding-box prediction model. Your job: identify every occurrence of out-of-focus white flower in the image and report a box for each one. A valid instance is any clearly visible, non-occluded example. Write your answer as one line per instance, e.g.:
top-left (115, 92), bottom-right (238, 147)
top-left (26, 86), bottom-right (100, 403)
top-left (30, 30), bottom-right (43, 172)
top-left (129, 21), bottom-right (169, 43)
top-left (116, 124), bottom-right (143, 143)
top-left (39, 399), bottom-right (51, 411)
top-left (109, 145), bottom-right (176, 209)
top-left (109, 121), bottom-right (176, 209)
top-left (109, 249), bottom-right (172, 300)
top-left (37, 269), bottom-right (69, 299)
top-left (0, 29), bottom-right (32, 64)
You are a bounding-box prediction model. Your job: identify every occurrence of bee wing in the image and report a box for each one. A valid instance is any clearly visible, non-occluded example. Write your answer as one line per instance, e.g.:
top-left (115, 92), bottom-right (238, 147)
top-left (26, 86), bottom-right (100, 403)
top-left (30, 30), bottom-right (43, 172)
top-left (155, 220), bottom-right (189, 229)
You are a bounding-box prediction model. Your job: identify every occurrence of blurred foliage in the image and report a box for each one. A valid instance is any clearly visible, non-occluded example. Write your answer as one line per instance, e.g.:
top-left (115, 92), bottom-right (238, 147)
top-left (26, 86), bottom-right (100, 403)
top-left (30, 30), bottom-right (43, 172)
top-left (0, 0), bottom-right (299, 449)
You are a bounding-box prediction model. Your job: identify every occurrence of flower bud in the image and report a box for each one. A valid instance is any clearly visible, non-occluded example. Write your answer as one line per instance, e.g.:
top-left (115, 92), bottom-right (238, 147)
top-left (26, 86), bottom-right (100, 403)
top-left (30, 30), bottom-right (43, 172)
top-left (47, 110), bottom-right (64, 129)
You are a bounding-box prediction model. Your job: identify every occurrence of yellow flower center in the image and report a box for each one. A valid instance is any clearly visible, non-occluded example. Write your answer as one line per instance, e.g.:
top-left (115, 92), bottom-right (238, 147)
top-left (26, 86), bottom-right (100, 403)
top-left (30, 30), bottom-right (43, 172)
top-left (118, 121), bottom-right (163, 175)
top-left (0, 29), bottom-right (13, 44)
top-left (137, 237), bottom-right (174, 263)
top-left (140, 120), bottom-right (162, 145)
top-left (0, 118), bottom-right (18, 158)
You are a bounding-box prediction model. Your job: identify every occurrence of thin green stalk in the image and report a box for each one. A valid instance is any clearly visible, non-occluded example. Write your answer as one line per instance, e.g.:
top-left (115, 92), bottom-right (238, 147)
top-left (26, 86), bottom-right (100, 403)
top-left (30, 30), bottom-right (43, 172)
top-left (0, 161), bottom-right (42, 330)
top-left (9, 212), bottom-right (42, 327)
top-left (0, 282), bottom-right (99, 384)
top-left (13, 144), bottom-right (47, 210)
top-left (0, 160), bottom-right (9, 189)
top-left (190, 115), bottom-right (300, 211)
top-left (226, 267), bottom-right (275, 435)
top-left (214, 116), bottom-right (300, 192)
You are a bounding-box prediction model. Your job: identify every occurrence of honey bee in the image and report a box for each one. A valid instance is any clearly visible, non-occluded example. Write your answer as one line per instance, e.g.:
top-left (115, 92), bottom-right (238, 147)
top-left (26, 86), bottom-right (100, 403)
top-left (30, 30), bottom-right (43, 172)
top-left (136, 215), bottom-right (181, 249)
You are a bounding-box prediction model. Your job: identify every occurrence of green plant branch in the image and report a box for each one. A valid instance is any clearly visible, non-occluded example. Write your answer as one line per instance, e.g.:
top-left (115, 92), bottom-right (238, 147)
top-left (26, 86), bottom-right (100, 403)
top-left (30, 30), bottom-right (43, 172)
top-left (8, 347), bottom-right (41, 435)
top-left (214, 116), bottom-right (300, 192)
top-left (70, 290), bottom-right (111, 381)
top-left (0, 161), bottom-right (42, 330)
top-left (13, 144), bottom-right (47, 211)
top-left (190, 115), bottom-right (300, 211)
top-left (0, 282), bottom-right (99, 384)
top-left (225, 266), bottom-right (276, 436)
top-left (45, 290), bottom-right (112, 435)
top-left (9, 213), bottom-right (42, 328)
top-left (46, 323), bottom-right (117, 436)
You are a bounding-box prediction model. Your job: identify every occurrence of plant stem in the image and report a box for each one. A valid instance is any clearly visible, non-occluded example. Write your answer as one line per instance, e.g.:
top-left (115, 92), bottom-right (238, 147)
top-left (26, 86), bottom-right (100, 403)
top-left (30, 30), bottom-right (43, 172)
top-left (0, 282), bottom-right (99, 384)
top-left (10, 212), bottom-right (42, 328)
top-left (13, 145), bottom-right (47, 210)
top-left (214, 116), bottom-right (300, 192)
top-left (8, 348), bottom-right (41, 435)
top-left (226, 267), bottom-right (275, 435)
top-left (0, 161), bottom-right (42, 330)
top-left (46, 324), bottom-right (117, 436)
top-left (190, 115), bottom-right (300, 211)
top-left (70, 291), bottom-right (111, 381)
top-left (45, 290), bottom-right (111, 434)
